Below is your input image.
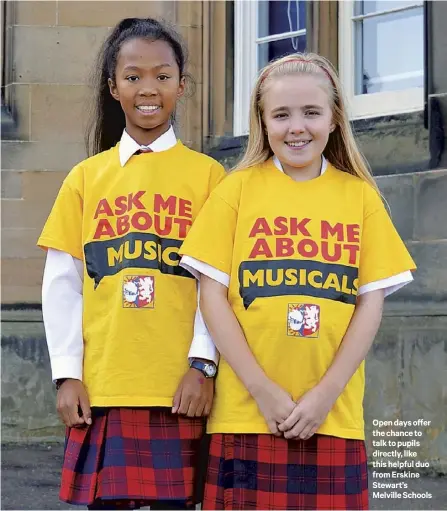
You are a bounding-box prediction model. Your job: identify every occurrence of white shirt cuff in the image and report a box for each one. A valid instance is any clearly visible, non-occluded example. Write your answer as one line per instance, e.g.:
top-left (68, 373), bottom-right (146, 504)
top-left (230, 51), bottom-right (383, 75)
top-left (50, 356), bottom-right (83, 382)
top-left (188, 335), bottom-right (219, 365)
top-left (358, 270), bottom-right (414, 297)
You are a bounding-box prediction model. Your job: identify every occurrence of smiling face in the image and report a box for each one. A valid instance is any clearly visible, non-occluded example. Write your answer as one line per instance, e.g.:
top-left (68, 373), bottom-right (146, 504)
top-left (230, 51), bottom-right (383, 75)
top-left (108, 37), bottom-right (185, 145)
top-left (262, 73), bottom-right (334, 181)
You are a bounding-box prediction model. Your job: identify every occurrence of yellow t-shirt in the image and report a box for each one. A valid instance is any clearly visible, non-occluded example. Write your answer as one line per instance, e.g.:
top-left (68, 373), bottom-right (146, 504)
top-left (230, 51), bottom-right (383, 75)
top-left (38, 141), bottom-right (225, 407)
top-left (180, 158), bottom-right (416, 439)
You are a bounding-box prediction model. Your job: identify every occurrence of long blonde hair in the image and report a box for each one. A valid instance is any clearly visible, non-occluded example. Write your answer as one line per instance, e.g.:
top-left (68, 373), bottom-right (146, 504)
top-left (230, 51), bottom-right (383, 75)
top-left (233, 52), bottom-right (379, 193)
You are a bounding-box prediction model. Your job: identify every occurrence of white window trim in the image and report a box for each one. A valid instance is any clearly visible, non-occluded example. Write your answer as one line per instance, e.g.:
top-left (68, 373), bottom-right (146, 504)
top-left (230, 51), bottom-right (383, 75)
top-left (234, 0), bottom-right (306, 136)
top-left (234, 0), bottom-right (258, 137)
top-left (338, 0), bottom-right (424, 120)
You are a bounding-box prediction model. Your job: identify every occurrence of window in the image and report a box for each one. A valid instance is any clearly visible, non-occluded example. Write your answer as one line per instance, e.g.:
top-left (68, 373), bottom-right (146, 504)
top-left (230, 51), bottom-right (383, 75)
top-left (1, 0), bottom-right (14, 133)
top-left (1, 0), bottom-right (8, 106)
top-left (339, 0), bottom-right (424, 119)
top-left (234, 0), bottom-right (307, 136)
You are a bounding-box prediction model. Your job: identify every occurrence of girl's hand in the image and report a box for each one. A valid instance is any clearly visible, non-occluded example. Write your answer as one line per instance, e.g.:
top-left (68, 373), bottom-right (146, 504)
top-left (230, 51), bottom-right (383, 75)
top-left (172, 368), bottom-right (214, 417)
top-left (278, 385), bottom-right (337, 440)
top-left (57, 379), bottom-right (92, 428)
top-left (279, 290), bottom-right (385, 441)
top-left (252, 379), bottom-right (296, 436)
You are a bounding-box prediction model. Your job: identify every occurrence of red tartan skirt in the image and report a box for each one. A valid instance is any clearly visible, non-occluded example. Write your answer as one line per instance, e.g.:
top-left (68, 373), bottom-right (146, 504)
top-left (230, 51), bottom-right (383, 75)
top-left (203, 433), bottom-right (369, 510)
top-left (60, 407), bottom-right (205, 506)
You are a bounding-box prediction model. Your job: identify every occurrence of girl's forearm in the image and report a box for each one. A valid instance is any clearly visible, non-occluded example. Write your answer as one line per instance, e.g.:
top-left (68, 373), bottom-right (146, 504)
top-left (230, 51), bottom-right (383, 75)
top-left (199, 277), bottom-right (268, 396)
top-left (318, 289), bottom-right (385, 399)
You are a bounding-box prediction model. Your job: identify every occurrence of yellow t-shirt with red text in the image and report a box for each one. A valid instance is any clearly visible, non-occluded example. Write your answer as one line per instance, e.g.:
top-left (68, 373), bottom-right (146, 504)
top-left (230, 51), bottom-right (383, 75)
top-left (180, 158), bottom-right (416, 439)
top-left (38, 141), bottom-right (225, 407)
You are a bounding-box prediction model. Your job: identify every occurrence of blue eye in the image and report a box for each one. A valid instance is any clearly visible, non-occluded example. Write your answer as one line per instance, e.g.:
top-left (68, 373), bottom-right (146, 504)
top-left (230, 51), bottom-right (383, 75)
top-left (274, 113), bottom-right (287, 119)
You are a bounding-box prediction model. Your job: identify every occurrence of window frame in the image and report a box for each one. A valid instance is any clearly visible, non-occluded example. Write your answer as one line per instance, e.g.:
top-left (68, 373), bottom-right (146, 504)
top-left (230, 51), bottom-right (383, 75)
top-left (338, 0), bottom-right (424, 120)
top-left (234, 0), bottom-right (307, 136)
top-left (1, 0), bottom-right (15, 133)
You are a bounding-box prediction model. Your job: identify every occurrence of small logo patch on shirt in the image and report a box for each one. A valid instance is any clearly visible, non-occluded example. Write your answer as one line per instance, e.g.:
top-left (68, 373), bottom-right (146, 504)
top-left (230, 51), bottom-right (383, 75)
top-left (287, 303), bottom-right (320, 337)
top-left (123, 275), bottom-right (155, 308)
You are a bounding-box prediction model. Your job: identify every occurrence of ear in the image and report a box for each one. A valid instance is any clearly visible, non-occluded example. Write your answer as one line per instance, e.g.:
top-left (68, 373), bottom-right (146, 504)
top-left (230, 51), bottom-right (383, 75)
top-left (177, 75), bottom-right (186, 99)
top-left (108, 78), bottom-right (120, 102)
top-left (329, 123), bottom-right (336, 133)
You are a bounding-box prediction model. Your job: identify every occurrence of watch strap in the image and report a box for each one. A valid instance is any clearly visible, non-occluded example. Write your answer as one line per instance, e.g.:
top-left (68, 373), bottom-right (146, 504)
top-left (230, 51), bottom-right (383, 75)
top-left (190, 359), bottom-right (217, 378)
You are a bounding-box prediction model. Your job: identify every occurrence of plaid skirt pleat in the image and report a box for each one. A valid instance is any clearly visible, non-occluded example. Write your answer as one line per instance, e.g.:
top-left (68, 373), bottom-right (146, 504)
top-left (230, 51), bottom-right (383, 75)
top-left (203, 433), bottom-right (369, 510)
top-left (60, 407), bottom-right (206, 506)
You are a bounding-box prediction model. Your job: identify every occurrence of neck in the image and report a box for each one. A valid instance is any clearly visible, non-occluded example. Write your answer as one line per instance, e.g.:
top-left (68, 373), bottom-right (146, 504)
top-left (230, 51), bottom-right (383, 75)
top-left (125, 122), bottom-right (171, 146)
top-left (281, 156), bottom-right (322, 182)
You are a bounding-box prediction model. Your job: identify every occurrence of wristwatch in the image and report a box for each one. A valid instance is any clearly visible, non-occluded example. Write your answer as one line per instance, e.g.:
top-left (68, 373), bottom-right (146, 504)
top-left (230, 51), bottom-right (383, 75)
top-left (189, 359), bottom-right (217, 378)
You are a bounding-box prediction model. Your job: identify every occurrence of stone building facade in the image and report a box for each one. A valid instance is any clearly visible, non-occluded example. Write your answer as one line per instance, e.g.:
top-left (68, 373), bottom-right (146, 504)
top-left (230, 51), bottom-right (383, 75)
top-left (1, 0), bottom-right (446, 472)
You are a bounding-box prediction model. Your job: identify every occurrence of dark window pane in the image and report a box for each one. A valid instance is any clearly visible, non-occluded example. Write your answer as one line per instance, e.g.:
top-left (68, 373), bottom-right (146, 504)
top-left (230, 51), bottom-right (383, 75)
top-left (259, 0), bottom-right (306, 38)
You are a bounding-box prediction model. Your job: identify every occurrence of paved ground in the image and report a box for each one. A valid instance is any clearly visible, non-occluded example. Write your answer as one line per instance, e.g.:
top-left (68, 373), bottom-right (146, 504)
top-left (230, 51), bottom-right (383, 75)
top-left (1, 443), bottom-right (446, 510)
top-left (1, 443), bottom-right (77, 510)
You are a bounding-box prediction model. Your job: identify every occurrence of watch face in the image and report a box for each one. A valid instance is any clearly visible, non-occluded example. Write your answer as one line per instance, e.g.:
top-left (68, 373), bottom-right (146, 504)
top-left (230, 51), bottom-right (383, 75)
top-left (204, 364), bottom-right (217, 377)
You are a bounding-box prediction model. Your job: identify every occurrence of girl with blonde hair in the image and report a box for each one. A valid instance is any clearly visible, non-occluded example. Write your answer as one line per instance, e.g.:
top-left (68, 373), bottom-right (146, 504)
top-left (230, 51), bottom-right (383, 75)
top-left (180, 53), bottom-right (415, 510)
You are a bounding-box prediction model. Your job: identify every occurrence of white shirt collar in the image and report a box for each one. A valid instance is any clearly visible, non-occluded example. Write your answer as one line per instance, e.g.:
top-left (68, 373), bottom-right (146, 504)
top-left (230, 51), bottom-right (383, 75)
top-left (119, 126), bottom-right (177, 167)
top-left (273, 155), bottom-right (328, 176)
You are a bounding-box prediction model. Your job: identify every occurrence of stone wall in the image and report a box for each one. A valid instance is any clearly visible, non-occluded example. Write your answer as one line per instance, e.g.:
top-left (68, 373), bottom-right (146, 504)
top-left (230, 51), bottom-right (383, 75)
top-left (363, 169), bottom-right (447, 474)
top-left (1, 0), bottom-right (203, 304)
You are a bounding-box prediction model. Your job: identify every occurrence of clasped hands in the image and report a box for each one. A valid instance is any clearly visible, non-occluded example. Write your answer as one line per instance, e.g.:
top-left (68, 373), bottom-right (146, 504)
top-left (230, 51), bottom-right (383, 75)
top-left (253, 379), bottom-right (337, 440)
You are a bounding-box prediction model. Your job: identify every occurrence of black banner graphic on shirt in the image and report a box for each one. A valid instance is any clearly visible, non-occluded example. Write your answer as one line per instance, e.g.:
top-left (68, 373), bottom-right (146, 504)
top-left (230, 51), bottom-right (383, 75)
top-left (84, 232), bottom-right (193, 288)
top-left (238, 259), bottom-right (359, 309)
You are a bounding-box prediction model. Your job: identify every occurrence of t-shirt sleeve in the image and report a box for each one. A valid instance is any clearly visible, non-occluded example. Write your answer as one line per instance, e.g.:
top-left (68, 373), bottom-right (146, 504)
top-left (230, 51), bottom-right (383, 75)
top-left (208, 160), bottom-right (227, 192)
top-left (358, 183), bottom-right (416, 289)
top-left (37, 165), bottom-right (84, 260)
top-left (181, 177), bottom-right (239, 275)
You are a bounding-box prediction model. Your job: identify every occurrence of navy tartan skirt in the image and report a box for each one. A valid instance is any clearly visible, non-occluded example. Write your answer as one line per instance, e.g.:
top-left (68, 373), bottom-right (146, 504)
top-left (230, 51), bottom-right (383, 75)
top-left (203, 433), bottom-right (369, 510)
top-left (60, 407), bottom-right (205, 506)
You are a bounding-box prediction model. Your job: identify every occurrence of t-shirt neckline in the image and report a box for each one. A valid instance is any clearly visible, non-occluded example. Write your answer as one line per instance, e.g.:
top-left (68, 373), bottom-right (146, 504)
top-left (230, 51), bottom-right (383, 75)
top-left (266, 156), bottom-right (334, 186)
